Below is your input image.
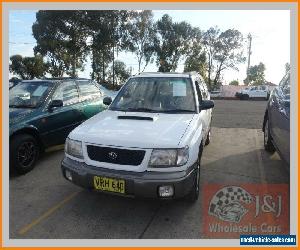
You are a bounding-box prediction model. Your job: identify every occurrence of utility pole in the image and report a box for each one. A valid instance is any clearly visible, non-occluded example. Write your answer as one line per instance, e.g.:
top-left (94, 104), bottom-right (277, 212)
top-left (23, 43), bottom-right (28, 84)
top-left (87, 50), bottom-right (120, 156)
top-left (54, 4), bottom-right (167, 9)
top-left (245, 33), bottom-right (252, 84)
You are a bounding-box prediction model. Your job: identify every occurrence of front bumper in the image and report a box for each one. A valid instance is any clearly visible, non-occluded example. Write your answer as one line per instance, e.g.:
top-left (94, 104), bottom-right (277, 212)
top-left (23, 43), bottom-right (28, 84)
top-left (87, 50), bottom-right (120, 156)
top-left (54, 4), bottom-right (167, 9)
top-left (61, 157), bottom-right (197, 199)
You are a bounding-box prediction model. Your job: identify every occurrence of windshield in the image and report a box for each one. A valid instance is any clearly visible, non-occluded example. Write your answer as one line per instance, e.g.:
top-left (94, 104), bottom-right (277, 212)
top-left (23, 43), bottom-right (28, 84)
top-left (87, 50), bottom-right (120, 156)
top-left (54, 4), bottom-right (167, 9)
top-left (109, 77), bottom-right (196, 113)
top-left (9, 81), bottom-right (54, 108)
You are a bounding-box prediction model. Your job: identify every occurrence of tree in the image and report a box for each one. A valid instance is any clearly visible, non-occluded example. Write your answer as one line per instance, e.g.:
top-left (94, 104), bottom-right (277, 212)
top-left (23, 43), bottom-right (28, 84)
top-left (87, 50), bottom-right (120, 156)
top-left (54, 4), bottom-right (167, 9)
top-left (154, 14), bottom-right (194, 72)
top-left (244, 62), bottom-right (266, 85)
top-left (85, 10), bottom-right (132, 83)
top-left (33, 10), bottom-right (89, 78)
top-left (108, 60), bottom-right (131, 85)
top-left (184, 27), bottom-right (207, 80)
top-left (229, 80), bottom-right (239, 86)
top-left (126, 10), bottom-right (156, 73)
top-left (285, 62), bottom-right (290, 73)
top-left (203, 27), bottom-right (245, 90)
top-left (9, 54), bottom-right (48, 79)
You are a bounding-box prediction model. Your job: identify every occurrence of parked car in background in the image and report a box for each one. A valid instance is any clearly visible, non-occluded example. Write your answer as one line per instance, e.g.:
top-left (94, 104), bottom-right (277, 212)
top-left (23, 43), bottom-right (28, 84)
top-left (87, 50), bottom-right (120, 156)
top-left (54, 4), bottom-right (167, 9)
top-left (263, 71), bottom-right (290, 165)
top-left (209, 90), bottom-right (221, 98)
top-left (62, 72), bottom-right (214, 202)
top-left (236, 85), bottom-right (270, 100)
top-left (9, 78), bottom-right (22, 89)
top-left (10, 78), bottom-right (106, 174)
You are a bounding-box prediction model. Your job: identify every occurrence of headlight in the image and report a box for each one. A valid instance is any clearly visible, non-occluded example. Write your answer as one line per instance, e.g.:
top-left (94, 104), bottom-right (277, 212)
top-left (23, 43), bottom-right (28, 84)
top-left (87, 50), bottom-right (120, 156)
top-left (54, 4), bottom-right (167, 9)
top-left (65, 138), bottom-right (83, 159)
top-left (149, 147), bottom-right (189, 167)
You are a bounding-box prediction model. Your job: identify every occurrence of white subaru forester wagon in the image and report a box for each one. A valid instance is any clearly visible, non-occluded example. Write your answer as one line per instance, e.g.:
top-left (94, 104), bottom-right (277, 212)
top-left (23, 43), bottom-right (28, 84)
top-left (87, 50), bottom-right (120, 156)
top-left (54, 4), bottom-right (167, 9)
top-left (62, 72), bottom-right (214, 201)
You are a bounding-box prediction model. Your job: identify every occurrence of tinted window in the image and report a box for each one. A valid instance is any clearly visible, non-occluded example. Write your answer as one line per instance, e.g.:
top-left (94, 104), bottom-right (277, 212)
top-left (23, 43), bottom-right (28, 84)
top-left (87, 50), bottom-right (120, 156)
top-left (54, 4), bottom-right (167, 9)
top-left (77, 80), bottom-right (101, 101)
top-left (260, 86), bottom-right (266, 90)
top-left (52, 81), bottom-right (79, 106)
top-left (9, 81), bottom-right (54, 108)
top-left (281, 74), bottom-right (290, 100)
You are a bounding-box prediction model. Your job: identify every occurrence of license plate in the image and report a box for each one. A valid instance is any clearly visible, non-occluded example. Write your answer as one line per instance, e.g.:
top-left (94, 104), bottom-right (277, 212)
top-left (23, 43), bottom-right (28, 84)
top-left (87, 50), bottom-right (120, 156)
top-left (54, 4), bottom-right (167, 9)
top-left (93, 176), bottom-right (125, 194)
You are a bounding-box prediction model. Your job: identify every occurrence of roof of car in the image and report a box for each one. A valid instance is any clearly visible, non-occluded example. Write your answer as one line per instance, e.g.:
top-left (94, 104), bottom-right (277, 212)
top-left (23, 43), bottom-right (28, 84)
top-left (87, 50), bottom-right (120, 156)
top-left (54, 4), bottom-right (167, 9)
top-left (22, 78), bottom-right (90, 83)
top-left (134, 72), bottom-right (198, 78)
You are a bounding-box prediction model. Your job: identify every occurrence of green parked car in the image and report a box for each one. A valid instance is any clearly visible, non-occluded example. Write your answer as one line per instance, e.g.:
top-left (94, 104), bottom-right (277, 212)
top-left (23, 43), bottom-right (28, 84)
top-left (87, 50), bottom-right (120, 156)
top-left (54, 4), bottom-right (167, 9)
top-left (9, 78), bottom-right (107, 174)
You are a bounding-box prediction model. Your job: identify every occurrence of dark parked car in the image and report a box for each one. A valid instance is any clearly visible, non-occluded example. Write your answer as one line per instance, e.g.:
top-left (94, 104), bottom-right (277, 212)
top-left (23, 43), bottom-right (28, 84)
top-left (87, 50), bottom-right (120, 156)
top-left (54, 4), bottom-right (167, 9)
top-left (10, 78), bottom-right (107, 174)
top-left (263, 71), bottom-right (290, 165)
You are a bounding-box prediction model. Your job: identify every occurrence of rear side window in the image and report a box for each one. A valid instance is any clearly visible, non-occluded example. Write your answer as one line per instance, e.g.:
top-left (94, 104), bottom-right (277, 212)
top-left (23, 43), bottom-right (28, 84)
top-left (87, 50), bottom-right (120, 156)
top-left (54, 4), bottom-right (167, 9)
top-left (52, 81), bottom-right (79, 106)
top-left (77, 81), bottom-right (101, 101)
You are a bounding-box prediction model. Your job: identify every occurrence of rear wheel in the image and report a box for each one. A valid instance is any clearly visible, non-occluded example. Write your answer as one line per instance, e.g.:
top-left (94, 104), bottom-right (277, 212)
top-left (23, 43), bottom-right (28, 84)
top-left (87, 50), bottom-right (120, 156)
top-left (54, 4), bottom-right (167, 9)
top-left (242, 94), bottom-right (249, 100)
top-left (205, 129), bottom-right (211, 146)
top-left (10, 134), bottom-right (40, 174)
top-left (264, 118), bottom-right (275, 152)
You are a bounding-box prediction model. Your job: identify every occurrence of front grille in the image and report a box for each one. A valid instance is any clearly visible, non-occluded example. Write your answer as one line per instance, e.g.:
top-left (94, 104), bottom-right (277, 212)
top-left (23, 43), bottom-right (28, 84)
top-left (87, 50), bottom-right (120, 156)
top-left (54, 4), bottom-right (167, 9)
top-left (87, 145), bottom-right (146, 166)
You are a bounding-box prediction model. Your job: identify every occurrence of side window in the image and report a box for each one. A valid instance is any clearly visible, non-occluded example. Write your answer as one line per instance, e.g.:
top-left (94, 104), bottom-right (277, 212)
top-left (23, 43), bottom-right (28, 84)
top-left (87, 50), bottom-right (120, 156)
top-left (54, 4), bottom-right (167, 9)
top-left (77, 80), bottom-right (101, 101)
top-left (281, 74), bottom-right (290, 100)
top-left (195, 81), bottom-right (202, 104)
top-left (196, 79), bottom-right (207, 100)
top-left (52, 81), bottom-right (79, 106)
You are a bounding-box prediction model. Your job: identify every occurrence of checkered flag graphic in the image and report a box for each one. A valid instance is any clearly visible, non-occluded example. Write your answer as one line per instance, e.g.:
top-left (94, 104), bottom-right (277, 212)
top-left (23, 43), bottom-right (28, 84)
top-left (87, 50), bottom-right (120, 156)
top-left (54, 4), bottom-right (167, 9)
top-left (208, 186), bottom-right (253, 219)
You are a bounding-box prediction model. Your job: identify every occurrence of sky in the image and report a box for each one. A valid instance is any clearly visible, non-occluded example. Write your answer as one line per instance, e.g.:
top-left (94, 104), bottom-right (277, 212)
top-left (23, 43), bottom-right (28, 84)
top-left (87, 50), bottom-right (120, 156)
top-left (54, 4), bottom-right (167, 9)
top-left (9, 9), bottom-right (290, 85)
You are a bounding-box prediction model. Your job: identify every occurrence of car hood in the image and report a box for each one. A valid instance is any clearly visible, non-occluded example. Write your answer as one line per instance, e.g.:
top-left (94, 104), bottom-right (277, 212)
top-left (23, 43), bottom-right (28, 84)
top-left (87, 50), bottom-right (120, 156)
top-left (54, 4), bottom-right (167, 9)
top-left (9, 108), bottom-right (36, 124)
top-left (70, 110), bottom-right (195, 148)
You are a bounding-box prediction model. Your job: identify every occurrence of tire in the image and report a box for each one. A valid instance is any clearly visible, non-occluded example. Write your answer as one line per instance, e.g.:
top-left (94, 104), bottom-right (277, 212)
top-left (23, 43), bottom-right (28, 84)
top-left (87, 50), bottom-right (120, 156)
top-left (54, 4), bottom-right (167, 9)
top-left (186, 146), bottom-right (203, 202)
top-left (10, 134), bottom-right (40, 175)
top-left (241, 94), bottom-right (250, 100)
top-left (205, 129), bottom-right (211, 146)
top-left (264, 117), bottom-right (275, 153)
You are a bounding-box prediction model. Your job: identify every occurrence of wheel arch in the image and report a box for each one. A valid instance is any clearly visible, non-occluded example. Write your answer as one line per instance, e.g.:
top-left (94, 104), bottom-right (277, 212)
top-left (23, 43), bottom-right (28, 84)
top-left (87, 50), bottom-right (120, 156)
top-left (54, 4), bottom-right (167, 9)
top-left (263, 109), bottom-right (268, 132)
top-left (10, 127), bottom-right (45, 152)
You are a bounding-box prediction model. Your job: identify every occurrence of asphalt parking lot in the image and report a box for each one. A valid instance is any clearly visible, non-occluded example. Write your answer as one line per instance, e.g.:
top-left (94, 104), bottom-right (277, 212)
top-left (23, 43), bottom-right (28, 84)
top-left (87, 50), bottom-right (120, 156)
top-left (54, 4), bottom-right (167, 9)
top-left (9, 100), bottom-right (289, 239)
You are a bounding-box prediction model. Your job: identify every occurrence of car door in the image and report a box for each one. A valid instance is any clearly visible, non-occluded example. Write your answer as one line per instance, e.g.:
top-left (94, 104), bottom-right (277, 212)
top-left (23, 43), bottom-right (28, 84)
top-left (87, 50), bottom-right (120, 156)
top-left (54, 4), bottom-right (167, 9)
top-left (250, 86), bottom-right (258, 97)
top-left (76, 80), bottom-right (106, 119)
top-left (273, 75), bottom-right (290, 163)
top-left (259, 86), bottom-right (268, 98)
top-left (39, 80), bottom-right (85, 147)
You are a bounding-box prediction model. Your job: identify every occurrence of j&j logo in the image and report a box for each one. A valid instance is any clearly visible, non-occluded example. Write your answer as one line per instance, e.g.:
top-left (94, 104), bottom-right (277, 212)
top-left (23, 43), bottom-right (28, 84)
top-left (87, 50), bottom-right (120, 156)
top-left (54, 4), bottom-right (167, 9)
top-left (208, 186), bottom-right (253, 223)
top-left (203, 184), bottom-right (288, 237)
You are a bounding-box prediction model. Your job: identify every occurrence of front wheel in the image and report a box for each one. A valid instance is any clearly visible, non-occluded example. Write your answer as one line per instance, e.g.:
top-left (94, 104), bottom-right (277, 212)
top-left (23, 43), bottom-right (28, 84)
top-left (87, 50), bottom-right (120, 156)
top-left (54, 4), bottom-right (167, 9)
top-left (241, 94), bottom-right (249, 100)
top-left (264, 118), bottom-right (275, 153)
top-left (10, 134), bottom-right (40, 174)
top-left (205, 129), bottom-right (211, 146)
top-left (186, 146), bottom-right (202, 202)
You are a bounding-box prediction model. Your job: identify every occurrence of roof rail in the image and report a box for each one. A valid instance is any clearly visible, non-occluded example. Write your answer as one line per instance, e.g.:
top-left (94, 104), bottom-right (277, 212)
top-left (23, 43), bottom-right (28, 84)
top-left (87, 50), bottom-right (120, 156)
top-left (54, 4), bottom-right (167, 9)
top-left (42, 77), bottom-right (90, 81)
top-left (139, 72), bottom-right (192, 75)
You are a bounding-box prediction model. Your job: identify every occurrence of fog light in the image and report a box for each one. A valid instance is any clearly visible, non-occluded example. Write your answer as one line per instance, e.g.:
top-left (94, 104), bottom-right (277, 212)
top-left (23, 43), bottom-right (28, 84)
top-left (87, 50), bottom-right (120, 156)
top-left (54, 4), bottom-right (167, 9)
top-left (65, 170), bottom-right (72, 181)
top-left (158, 185), bottom-right (174, 197)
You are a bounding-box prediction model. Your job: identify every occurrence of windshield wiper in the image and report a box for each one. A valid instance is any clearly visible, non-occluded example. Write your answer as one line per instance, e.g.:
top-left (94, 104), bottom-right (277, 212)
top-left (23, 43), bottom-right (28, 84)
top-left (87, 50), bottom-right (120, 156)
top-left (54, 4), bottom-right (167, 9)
top-left (160, 109), bottom-right (195, 113)
top-left (123, 107), bottom-right (158, 113)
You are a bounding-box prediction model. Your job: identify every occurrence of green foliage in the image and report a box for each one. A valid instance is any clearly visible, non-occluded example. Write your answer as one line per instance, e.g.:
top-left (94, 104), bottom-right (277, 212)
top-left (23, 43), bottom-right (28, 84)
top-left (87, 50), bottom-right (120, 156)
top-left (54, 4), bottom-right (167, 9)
top-left (108, 60), bottom-right (131, 85)
top-left (184, 28), bottom-right (207, 80)
top-left (244, 62), bottom-right (266, 85)
top-left (125, 10), bottom-right (156, 73)
top-left (229, 80), bottom-right (239, 86)
top-left (33, 10), bottom-right (89, 78)
top-left (9, 54), bottom-right (48, 80)
top-left (85, 10), bottom-right (132, 83)
top-left (155, 14), bottom-right (194, 72)
top-left (203, 26), bottom-right (245, 90)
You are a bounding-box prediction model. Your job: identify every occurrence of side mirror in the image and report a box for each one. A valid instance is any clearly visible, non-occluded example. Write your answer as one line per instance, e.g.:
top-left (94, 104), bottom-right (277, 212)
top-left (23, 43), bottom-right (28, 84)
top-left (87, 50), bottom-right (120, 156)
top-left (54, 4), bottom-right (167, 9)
top-left (200, 100), bottom-right (214, 110)
top-left (48, 100), bottom-right (63, 111)
top-left (103, 96), bottom-right (112, 106)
